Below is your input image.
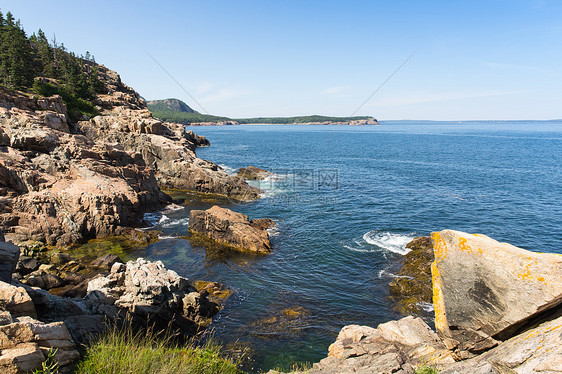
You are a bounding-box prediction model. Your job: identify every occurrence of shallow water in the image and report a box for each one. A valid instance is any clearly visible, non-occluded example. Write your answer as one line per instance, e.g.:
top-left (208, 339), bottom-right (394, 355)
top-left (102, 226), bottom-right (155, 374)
top-left (134, 122), bottom-right (562, 372)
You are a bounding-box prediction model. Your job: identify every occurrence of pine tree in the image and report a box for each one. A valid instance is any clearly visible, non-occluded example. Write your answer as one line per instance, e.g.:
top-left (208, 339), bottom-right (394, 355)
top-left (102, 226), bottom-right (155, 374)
top-left (0, 12), bottom-right (34, 88)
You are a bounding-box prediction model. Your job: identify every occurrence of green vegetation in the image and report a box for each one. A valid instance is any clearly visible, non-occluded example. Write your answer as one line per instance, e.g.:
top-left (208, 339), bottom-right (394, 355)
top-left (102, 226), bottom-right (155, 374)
top-left (75, 324), bottom-right (241, 374)
top-left (236, 115), bottom-right (373, 124)
top-left (0, 9), bottom-right (104, 120)
top-left (415, 365), bottom-right (439, 374)
top-left (151, 110), bottom-right (233, 124)
top-left (32, 348), bottom-right (59, 374)
top-left (150, 108), bottom-right (374, 125)
top-left (148, 98), bottom-right (375, 125)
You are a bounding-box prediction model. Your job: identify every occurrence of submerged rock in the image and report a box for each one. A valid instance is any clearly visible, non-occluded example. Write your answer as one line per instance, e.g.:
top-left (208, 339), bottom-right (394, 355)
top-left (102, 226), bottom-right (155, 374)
top-left (188, 205), bottom-right (273, 253)
top-left (431, 230), bottom-right (562, 354)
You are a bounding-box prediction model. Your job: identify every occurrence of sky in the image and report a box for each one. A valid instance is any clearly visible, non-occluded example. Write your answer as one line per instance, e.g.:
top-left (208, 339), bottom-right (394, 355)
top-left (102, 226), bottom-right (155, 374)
top-left (2, 0), bottom-right (561, 120)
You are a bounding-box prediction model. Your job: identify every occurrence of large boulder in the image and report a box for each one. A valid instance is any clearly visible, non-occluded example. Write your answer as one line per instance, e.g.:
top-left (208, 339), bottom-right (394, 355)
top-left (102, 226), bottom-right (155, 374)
top-left (301, 316), bottom-right (455, 374)
top-left (189, 205), bottom-right (273, 253)
top-left (85, 258), bottom-right (218, 334)
top-left (431, 230), bottom-right (562, 354)
top-left (441, 315), bottom-right (562, 374)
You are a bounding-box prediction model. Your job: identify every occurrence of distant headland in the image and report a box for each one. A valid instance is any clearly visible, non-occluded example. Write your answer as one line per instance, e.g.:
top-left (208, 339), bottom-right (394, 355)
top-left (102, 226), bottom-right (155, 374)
top-left (147, 98), bottom-right (379, 126)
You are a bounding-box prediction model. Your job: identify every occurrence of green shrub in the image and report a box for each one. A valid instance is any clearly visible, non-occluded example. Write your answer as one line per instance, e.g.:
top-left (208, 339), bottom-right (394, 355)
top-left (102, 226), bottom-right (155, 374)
top-left (32, 79), bottom-right (99, 121)
top-left (75, 325), bottom-right (241, 374)
top-left (415, 365), bottom-right (439, 374)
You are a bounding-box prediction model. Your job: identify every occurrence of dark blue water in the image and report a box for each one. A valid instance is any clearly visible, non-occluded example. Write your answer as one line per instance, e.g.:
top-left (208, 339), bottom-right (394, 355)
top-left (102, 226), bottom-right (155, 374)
top-left (136, 122), bottom-right (562, 372)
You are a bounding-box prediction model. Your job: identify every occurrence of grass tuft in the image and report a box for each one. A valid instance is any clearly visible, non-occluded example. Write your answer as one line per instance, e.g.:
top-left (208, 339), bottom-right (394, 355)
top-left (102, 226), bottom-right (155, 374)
top-left (75, 324), bottom-right (241, 374)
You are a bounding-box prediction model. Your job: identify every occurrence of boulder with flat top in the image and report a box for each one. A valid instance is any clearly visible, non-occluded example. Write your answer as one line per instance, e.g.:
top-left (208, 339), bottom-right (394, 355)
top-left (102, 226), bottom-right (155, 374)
top-left (189, 205), bottom-right (273, 253)
top-left (431, 229), bottom-right (562, 354)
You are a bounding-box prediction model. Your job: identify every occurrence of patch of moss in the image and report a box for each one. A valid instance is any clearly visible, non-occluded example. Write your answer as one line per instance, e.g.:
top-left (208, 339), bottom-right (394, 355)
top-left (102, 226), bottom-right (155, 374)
top-left (389, 236), bottom-right (434, 315)
top-left (65, 232), bottom-right (160, 263)
top-left (162, 189), bottom-right (235, 206)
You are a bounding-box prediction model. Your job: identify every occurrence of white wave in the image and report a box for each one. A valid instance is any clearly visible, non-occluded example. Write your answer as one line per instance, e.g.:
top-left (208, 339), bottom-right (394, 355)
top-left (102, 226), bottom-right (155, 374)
top-left (143, 212), bottom-right (162, 226)
top-left (160, 217), bottom-right (190, 229)
top-left (378, 269), bottom-right (413, 279)
top-left (158, 235), bottom-right (179, 239)
top-left (363, 231), bottom-right (415, 255)
top-left (267, 225), bottom-right (280, 237)
top-left (418, 302), bottom-right (434, 313)
top-left (218, 164), bottom-right (237, 175)
top-left (162, 203), bottom-right (185, 212)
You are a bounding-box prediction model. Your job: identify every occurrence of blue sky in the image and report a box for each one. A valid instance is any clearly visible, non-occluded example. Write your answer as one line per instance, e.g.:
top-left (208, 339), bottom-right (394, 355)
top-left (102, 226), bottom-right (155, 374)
top-left (3, 0), bottom-right (561, 120)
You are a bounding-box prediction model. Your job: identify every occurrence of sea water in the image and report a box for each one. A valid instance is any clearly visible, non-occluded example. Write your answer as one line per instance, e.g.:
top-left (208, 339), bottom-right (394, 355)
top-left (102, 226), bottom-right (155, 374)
top-left (134, 122), bottom-right (562, 372)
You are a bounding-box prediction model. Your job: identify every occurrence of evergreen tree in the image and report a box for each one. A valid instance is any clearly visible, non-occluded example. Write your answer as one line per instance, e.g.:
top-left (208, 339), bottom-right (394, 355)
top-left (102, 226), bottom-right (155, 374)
top-left (0, 11), bottom-right (34, 88)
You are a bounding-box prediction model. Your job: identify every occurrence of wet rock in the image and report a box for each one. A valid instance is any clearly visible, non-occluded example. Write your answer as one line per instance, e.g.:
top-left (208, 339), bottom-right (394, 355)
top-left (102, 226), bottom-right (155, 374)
top-left (49, 252), bottom-right (71, 265)
top-left (237, 166), bottom-right (274, 180)
top-left (250, 218), bottom-right (275, 231)
top-left (389, 236), bottom-right (434, 315)
top-left (431, 230), bottom-right (562, 354)
top-left (90, 253), bottom-right (123, 271)
top-left (194, 280), bottom-right (232, 305)
top-left (248, 306), bottom-right (312, 340)
top-left (189, 205), bottom-right (272, 253)
top-left (23, 271), bottom-right (65, 291)
top-left (15, 256), bottom-right (38, 276)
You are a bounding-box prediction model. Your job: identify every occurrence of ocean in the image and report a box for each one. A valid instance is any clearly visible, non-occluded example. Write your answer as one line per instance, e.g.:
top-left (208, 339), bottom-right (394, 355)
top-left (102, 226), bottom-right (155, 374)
top-left (134, 122), bottom-right (562, 372)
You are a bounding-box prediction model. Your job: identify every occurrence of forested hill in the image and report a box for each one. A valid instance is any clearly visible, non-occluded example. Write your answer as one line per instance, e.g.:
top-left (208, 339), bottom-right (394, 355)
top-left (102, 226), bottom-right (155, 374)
top-left (148, 98), bottom-right (378, 125)
top-left (147, 98), bottom-right (197, 113)
top-left (0, 10), bottom-right (105, 120)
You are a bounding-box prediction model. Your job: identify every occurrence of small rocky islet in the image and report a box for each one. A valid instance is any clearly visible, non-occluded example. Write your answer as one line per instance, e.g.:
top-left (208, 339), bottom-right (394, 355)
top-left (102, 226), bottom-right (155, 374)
top-left (0, 33), bottom-right (560, 374)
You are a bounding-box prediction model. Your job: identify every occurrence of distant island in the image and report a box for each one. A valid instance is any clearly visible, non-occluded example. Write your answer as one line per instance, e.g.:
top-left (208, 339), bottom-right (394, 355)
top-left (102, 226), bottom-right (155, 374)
top-left (147, 98), bottom-right (379, 126)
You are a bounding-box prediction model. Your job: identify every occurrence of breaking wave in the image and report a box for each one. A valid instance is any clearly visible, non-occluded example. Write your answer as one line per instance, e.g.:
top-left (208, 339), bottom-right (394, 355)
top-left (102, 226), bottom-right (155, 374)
top-left (362, 231), bottom-right (415, 255)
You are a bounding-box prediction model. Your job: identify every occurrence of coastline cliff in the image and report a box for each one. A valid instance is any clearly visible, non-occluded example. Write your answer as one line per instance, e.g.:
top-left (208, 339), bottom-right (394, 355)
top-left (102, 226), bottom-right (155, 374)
top-left (0, 64), bottom-right (259, 247)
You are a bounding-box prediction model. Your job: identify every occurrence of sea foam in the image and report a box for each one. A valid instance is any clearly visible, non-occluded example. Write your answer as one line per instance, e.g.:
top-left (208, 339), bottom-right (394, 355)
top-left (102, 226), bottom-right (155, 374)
top-left (362, 231), bottom-right (415, 255)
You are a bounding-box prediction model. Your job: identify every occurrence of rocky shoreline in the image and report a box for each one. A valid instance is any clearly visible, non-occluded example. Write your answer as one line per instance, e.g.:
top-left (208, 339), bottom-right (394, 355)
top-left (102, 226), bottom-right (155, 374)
top-left (0, 233), bottom-right (225, 372)
top-left (1, 56), bottom-right (560, 374)
top-left (0, 66), bottom-right (259, 247)
top-left (270, 230), bottom-right (562, 373)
